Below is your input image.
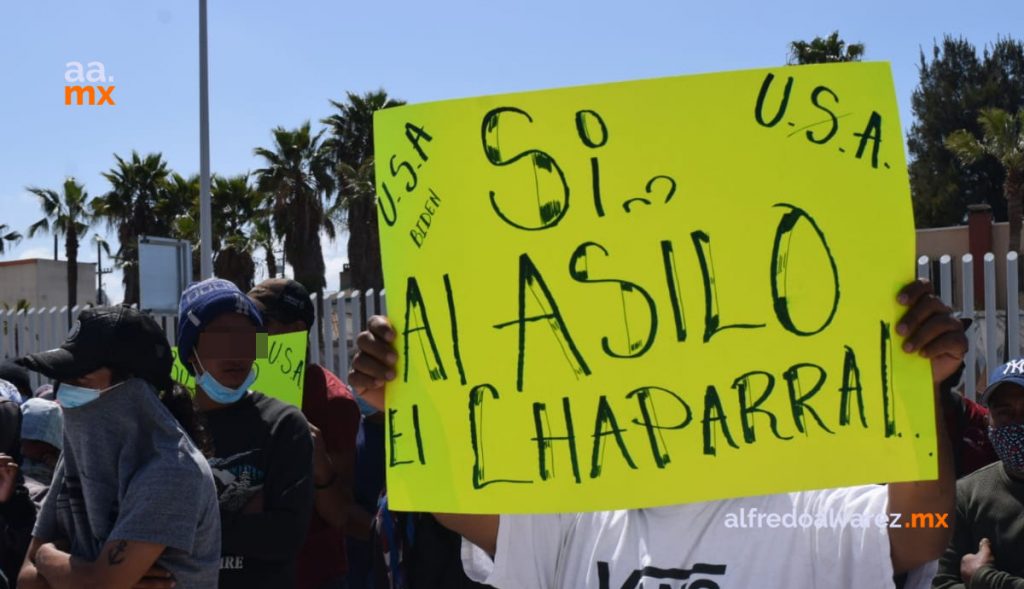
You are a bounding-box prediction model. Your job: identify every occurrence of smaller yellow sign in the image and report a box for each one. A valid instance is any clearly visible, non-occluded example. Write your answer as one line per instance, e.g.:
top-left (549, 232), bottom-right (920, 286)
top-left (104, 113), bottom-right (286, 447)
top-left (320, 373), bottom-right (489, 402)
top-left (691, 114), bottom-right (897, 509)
top-left (171, 331), bottom-right (309, 407)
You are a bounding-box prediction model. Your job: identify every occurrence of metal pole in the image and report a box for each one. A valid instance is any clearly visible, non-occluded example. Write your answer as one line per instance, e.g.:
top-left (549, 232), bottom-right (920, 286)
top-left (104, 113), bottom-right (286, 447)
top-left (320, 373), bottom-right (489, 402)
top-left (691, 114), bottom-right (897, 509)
top-left (198, 0), bottom-right (213, 279)
top-left (97, 240), bottom-right (104, 305)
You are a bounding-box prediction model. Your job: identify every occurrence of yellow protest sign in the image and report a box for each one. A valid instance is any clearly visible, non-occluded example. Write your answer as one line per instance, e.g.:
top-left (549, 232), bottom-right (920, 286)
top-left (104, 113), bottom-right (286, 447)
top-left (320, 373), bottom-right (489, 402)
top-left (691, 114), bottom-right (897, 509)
top-left (171, 331), bottom-right (308, 407)
top-left (374, 62), bottom-right (934, 514)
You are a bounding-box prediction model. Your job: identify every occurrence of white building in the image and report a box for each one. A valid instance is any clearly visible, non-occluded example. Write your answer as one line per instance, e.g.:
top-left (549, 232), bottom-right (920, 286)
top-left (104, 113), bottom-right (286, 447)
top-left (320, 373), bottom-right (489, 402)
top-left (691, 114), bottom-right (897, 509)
top-left (0, 258), bottom-right (97, 310)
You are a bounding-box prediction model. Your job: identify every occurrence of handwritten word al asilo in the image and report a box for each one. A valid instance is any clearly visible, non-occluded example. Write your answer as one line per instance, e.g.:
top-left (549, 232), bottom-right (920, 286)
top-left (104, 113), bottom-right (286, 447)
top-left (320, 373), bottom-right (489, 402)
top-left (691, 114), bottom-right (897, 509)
top-left (724, 507), bottom-right (950, 529)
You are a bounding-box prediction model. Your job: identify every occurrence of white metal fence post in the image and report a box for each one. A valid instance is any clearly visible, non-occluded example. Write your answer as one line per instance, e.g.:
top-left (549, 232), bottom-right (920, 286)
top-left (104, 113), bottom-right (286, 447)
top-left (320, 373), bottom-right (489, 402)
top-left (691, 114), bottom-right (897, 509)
top-left (0, 309), bottom-right (7, 360)
top-left (917, 255), bottom-right (931, 282)
top-left (1008, 251), bottom-right (1020, 360)
top-left (337, 291), bottom-right (351, 380)
top-left (323, 292), bottom-right (338, 375)
top-left (939, 255), bottom-right (952, 306)
top-left (308, 293), bottom-right (321, 367)
top-left (962, 254), bottom-right (977, 401)
top-left (984, 253), bottom-right (999, 372)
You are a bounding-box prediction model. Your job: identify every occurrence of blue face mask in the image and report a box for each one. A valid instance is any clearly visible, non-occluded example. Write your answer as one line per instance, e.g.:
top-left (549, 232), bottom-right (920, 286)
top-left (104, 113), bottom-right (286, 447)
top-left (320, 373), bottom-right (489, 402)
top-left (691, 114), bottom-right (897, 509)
top-left (354, 390), bottom-right (380, 417)
top-left (57, 382), bottom-right (119, 409)
top-left (194, 355), bottom-right (255, 405)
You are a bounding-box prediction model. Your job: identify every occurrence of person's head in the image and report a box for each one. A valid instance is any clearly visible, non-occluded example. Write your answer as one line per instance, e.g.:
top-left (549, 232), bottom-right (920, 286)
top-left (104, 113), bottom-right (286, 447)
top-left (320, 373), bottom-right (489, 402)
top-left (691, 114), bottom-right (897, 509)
top-left (247, 278), bottom-right (314, 336)
top-left (15, 306), bottom-right (174, 409)
top-left (19, 398), bottom-right (62, 470)
top-left (0, 378), bottom-right (23, 405)
top-left (0, 360), bottom-right (32, 399)
top-left (177, 278), bottom-right (264, 406)
top-left (982, 359), bottom-right (1024, 473)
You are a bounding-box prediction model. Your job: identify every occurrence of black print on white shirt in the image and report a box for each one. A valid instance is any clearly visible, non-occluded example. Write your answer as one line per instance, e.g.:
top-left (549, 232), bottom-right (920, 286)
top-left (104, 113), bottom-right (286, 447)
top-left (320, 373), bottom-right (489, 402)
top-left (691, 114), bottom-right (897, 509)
top-left (597, 561), bottom-right (728, 589)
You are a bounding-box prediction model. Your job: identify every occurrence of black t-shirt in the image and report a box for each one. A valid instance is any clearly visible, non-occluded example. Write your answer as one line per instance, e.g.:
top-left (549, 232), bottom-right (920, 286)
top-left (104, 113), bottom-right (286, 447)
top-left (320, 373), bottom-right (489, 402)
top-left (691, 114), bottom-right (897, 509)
top-left (203, 391), bottom-right (314, 589)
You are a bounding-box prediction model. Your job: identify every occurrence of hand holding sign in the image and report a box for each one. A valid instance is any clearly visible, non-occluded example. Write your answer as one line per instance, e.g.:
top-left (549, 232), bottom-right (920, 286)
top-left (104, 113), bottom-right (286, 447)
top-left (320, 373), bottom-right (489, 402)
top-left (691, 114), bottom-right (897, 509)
top-left (895, 280), bottom-right (967, 383)
top-left (348, 316), bottom-right (397, 412)
top-left (352, 282), bottom-right (965, 519)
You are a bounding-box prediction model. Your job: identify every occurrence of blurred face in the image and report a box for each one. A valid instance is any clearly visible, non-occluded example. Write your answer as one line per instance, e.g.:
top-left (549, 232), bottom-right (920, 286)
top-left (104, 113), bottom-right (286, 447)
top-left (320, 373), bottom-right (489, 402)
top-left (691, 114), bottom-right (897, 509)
top-left (188, 312), bottom-right (257, 390)
top-left (20, 439), bottom-right (59, 468)
top-left (988, 384), bottom-right (1024, 427)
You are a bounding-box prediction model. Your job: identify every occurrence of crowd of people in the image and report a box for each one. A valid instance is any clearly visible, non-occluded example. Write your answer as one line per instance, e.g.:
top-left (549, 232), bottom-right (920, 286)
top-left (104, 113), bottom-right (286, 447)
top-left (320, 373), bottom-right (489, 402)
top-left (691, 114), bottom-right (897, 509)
top-left (0, 277), bottom-right (1020, 588)
top-left (0, 277), bottom-right (483, 589)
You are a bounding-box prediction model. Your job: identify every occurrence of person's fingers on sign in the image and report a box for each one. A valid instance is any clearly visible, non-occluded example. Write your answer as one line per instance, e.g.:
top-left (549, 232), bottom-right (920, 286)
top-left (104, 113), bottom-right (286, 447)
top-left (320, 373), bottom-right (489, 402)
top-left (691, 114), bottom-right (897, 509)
top-left (349, 315), bottom-right (396, 412)
top-left (895, 279), bottom-right (967, 384)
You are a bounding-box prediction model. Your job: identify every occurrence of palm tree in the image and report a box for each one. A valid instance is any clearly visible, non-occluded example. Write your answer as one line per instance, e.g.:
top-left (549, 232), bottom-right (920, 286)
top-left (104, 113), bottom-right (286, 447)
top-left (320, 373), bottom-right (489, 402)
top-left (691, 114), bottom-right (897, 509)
top-left (254, 122), bottom-right (337, 326)
top-left (91, 234), bottom-right (113, 305)
top-left (322, 90), bottom-right (406, 292)
top-left (251, 196), bottom-right (278, 280)
top-left (26, 178), bottom-right (93, 326)
top-left (946, 108), bottom-right (1024, 254)
top-left (788, 32), bottom-right (865, 65)
top-left (211, 174), bottom-right (261, 291)
top-left (92, 151), bottom-right (173, 305)
top-left (0, 224), bottom-right (21, 254)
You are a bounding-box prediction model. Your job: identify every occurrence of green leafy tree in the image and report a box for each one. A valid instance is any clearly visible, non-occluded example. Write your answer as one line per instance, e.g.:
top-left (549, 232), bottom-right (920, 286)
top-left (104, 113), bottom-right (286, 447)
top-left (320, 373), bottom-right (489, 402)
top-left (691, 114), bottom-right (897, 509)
top-left (946, 108), bottom-right (1024, 254)
top-left (909, 36), bottom-right (1024, 227)
top-left (254, 122), bottom-right (337, 322)
top-left (26, 178), bottom-right (94, 324)
top-left (788, 31), bottom-right (864, 65)
top-left (92, 151), bottom-right (175, 305)
top-left (322, 90), bottom-right (406, 292)
top-left (0, 224), bottom-right (21, 254)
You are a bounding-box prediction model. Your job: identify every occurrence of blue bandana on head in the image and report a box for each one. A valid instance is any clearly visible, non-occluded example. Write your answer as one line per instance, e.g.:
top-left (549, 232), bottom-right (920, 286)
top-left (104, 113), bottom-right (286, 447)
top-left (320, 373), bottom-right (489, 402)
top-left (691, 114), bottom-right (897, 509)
top-left (176, 278), bottom-right (263, 375)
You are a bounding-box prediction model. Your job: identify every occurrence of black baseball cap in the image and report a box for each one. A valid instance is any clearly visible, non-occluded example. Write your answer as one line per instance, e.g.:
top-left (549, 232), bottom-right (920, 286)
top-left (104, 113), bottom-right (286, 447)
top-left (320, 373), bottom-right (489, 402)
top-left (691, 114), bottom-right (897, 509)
top-left (248, 278), bottom-right (315, 329)
top-left (0, 360), bottom-right (31, 397)
top-left (16, 306), bottom-right (173, 389)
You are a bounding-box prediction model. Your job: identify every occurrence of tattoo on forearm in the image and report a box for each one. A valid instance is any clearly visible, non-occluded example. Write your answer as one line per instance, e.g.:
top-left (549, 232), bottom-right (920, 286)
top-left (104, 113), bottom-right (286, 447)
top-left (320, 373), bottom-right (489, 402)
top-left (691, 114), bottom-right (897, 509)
top-left (108, 540), bottom-right (127, 565)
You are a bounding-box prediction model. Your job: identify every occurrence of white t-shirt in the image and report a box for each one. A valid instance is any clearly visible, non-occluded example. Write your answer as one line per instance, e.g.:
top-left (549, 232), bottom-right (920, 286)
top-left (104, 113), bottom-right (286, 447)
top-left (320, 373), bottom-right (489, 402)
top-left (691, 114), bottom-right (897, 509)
top-left (462, 485), bottom-right (894, 589)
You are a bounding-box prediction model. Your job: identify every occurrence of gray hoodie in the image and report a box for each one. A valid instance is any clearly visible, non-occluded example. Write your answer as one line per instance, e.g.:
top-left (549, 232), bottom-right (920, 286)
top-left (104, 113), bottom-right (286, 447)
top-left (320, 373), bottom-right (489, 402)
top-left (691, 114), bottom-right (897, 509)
top-left (33, 378), bottom-right (220, 588)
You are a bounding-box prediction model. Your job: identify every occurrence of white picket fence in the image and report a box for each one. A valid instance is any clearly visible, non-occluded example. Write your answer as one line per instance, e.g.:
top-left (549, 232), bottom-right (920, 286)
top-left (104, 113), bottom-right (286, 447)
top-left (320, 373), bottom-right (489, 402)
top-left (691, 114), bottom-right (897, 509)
top-left (0, 290), bottom-right (387, 391)
top-left (2, 255), bottom-right (1022, 399)
top-left (917, 252), bottom-right (1023, 401)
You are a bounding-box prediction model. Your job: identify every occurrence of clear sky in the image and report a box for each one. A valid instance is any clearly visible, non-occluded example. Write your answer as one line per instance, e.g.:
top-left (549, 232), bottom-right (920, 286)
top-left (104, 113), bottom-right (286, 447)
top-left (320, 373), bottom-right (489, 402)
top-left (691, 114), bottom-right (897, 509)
top-left (1, 0), bottom-right (1020, 303)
